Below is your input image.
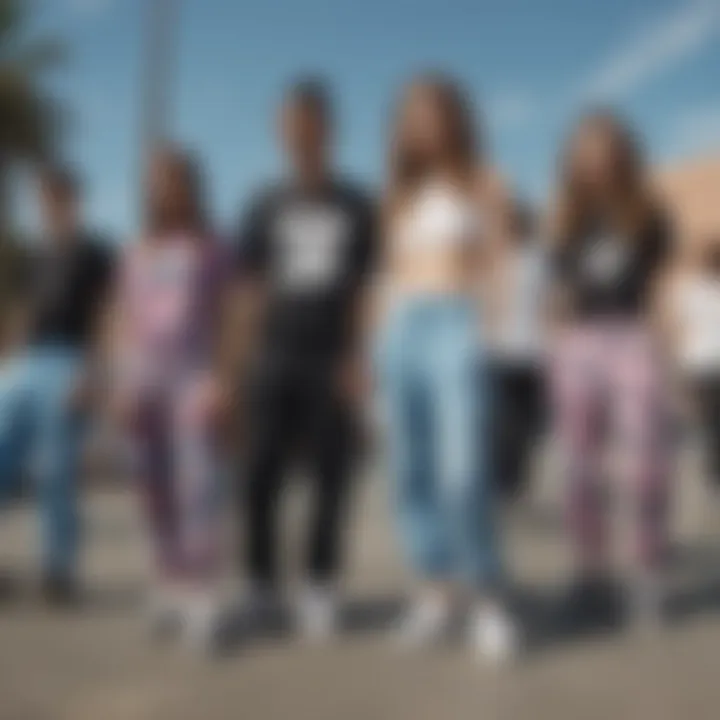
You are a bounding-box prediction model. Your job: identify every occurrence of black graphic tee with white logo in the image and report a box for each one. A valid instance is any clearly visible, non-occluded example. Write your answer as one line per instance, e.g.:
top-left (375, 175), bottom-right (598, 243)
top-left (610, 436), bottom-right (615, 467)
top-left (579, 232), bottom-right (630, 285)
top-left (553, 210), bottom-right (671, 319)
top-left (237, 180), bottom-right (376, 364)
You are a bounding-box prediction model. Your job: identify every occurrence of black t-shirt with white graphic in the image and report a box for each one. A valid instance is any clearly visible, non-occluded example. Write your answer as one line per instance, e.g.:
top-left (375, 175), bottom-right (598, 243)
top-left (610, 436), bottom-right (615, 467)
top-left (29, 233), bottom-right (115, 349)
top-left (553, 210), bottom-right (671, 319)
top-left (237, 179), bottom-right (376, 364)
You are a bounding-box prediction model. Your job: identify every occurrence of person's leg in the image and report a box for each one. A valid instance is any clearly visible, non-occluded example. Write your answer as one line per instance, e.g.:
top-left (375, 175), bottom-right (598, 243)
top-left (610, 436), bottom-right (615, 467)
top-left (429, 303), bottom-right (518, 661)
top-left (489, 362), bottom-right (518, 501)
top-left (430, 308), bottom-right (499, 591)
top-left (492, 364), bottom-right (538, 502)
top-left (549, 331), bottom-right (624, 632)
top-left (241, 363), bottom-right (296, 591)
top-left (32, 350), bottom-right (85, 586)
top-left (172, 379), bottom-right (222, 580)
top-left (130, 391), bottom-right (181, 633)
top-left (135, 397), bottom-right (177, 576)
top-left (705, 377), bottom-right (720, 489)
top-left (610, 333), bottom-right (672, 582)
top-left (551, 332), bottom-right (607, 578)
top-left (0, 355), bottom-right (34, 502)
top-left (172, 376), bottom-right (224, 649)
top-left (511, 366), bottom-right (545, 500)
top-left (376, 305), bottom-right (454, 646)
top-left (694, 374), bottom-right (720, 489)
top-left (0, 355), bottom-right (35, 599)
top-left (292, 370), bottom-right (356, 639)
top-left (302, 374), bottom-right (356, 584)
top-left (376, 310), bottom-right (450, 580)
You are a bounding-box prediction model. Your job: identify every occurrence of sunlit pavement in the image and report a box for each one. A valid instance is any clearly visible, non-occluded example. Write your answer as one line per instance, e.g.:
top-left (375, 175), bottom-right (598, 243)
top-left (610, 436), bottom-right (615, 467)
top-left (1, 448), bottom-right (720, 720)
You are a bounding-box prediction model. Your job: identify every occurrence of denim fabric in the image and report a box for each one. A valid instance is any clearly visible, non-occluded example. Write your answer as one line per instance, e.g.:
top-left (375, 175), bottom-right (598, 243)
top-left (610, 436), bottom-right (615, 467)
top-left (0, 346), bottom-right (84, 575)
top-left (375, 296), bottom-right (501, 588)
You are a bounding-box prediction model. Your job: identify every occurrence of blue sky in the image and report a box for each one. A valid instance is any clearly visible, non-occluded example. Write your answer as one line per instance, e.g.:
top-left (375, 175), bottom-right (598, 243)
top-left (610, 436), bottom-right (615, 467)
top-left (27, 0), bottom-right (720, 239)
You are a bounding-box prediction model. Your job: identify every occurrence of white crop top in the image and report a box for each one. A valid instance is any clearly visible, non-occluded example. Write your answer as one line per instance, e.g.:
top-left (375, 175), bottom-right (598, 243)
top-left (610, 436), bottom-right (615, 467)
top-left (394, 181), bottom-right (481, 253)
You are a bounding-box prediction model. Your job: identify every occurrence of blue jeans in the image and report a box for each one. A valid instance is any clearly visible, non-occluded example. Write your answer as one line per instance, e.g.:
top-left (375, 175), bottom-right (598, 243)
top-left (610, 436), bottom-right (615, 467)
top-left (375, 297), bottom-right (501, 588)
top-left (0, 346), bottom-right (84, 576)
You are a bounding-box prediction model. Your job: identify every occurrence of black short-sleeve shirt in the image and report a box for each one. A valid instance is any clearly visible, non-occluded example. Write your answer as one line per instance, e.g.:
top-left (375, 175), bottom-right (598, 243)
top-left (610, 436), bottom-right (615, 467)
top-left (236, 179), bottom-right (376, 363)
top-left (552, 209), bottom-right (672, 319)
top-left (29, 233), bottom-right (115, 349)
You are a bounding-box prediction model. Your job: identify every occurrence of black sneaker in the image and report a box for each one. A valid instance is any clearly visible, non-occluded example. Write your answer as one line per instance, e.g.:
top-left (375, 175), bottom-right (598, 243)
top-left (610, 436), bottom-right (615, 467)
top-left (41, 573), bottom-right (81, 609)
top-left (0, 568), bottom-right (20, 605)
top-left (557, 576), bottom-right (624, 637)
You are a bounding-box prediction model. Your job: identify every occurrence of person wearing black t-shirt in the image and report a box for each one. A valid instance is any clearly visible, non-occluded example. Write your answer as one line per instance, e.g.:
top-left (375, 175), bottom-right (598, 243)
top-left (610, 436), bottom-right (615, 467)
top-left (549, 112), bottom-right (675, 629)
top-left (234, 80), bottom-right (376, 639)
top-left (0, 167), bottom-right (114, 604)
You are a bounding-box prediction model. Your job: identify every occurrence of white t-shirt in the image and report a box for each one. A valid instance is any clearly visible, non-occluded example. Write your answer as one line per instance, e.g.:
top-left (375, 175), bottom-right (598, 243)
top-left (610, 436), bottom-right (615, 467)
top-left (674, 274), bottom-right (720, 373)
top-left (492, 243), bottom-right (547, 363)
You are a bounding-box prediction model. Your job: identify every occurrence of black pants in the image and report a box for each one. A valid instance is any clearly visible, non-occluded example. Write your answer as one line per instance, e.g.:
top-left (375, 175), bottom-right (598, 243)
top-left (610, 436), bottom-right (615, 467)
top-left (490, 361), bottom-right (545, 501)
top-left (692, 373), bottom-right (720, 488)
top-left (241, 357), bottom-right (356, 586)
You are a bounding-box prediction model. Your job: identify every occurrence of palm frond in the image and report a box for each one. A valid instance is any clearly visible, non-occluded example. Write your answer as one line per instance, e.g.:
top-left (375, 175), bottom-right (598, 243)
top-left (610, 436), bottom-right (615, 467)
top-left (0, 0), bottom-right (65, 237)
top-left (0, 71), bottom-right (60, 159)
top-left (0, 0), bottom-right (65, 160)
top-left (6, 37), bottom-right (67, 75)
top-left (0, 0), bottom-right (24, 46)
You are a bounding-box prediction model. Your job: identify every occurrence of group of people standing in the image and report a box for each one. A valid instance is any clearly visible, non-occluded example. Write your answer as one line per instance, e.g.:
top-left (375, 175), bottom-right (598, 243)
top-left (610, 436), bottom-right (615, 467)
top-left (1, 71), bottom-right (718, 663)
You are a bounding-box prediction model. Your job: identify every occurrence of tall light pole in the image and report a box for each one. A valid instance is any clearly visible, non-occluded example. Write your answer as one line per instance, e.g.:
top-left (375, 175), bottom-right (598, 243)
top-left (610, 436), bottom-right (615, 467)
top-left (139, 0), bottom-right (180, 217)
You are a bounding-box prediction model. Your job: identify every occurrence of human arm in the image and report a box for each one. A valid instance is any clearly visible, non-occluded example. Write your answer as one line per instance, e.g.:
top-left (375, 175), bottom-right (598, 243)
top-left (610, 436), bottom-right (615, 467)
top-left (472, 169), bottom-right (515, 337)
top-left (69, 242), bottom-right (119, 412)
top-left (336, 192), bottom-right (380, 405)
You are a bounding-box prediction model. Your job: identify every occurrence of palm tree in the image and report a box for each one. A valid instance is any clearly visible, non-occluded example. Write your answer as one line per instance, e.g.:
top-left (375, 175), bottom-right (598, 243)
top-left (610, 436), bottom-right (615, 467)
top-left (0, 0), bottom-right (64, 236)
top-left (0, 0), bottom-right (64, 324)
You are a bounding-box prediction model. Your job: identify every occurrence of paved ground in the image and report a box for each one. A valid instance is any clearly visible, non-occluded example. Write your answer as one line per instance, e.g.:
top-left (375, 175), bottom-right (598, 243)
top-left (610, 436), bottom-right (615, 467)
top-left (1, 449), bottom-right (720, 720)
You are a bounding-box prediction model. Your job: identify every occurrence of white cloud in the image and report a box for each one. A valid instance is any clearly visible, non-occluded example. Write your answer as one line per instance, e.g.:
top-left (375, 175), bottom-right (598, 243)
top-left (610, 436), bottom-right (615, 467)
top-left (488, 3), bottom-right (720, 133)
top-left (488, 93), bottom-right (537, 129)
top-left (579, 0), bottom-right (720, 102)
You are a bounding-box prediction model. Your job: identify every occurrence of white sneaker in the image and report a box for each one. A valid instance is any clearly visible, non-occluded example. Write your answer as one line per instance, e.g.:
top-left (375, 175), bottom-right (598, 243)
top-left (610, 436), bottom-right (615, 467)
top-left (395, 595), bottom-right (453, 650)
top-left (296, 584), bottom-right (338, 642)
top-left (628, 573), bottom-right (666, 633)
top-left (145, 587), bottom-right (181, 640)
top-left (470, 602), bottom-right (519, 664)
top-left (182, 592), bottom-right (223, 654)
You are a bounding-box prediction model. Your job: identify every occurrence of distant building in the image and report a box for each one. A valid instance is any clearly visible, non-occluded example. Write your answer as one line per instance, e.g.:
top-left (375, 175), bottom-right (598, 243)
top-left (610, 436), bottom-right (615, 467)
top-left (655, 156), bottom-right (720, 252)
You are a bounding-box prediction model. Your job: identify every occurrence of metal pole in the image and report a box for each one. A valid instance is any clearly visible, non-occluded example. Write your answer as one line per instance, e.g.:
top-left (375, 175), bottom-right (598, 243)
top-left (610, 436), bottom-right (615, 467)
top-left (138, 0), bottom-right (180, 222)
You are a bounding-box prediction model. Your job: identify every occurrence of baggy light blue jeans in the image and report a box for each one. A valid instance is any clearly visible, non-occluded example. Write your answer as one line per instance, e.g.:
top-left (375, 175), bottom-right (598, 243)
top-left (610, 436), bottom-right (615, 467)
top-left (0, 346), bottom-right (84, 576)
top-left (375, 296), bottom-right (502, 589)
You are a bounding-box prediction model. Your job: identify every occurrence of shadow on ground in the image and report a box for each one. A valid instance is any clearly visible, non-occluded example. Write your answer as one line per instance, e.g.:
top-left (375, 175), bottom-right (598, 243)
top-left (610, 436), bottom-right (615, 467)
top-left (517, 540), bottom-right (720, 656)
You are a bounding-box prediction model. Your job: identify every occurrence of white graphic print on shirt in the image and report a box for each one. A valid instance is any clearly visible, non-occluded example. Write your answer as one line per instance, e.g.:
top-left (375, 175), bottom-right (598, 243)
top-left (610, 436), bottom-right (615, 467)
top-left (274, 205), bottom-right (350, 290)
top-left (142, 245), bottom-right (195, 337)
top-left (581, 233), bottom-right (629, 286)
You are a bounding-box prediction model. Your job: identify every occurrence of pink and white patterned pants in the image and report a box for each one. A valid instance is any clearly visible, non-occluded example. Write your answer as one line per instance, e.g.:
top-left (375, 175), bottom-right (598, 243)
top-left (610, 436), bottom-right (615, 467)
top-left (129, 372), bottom-right (221, 584)
top-left (550, 322), bottom-right (674, 572)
